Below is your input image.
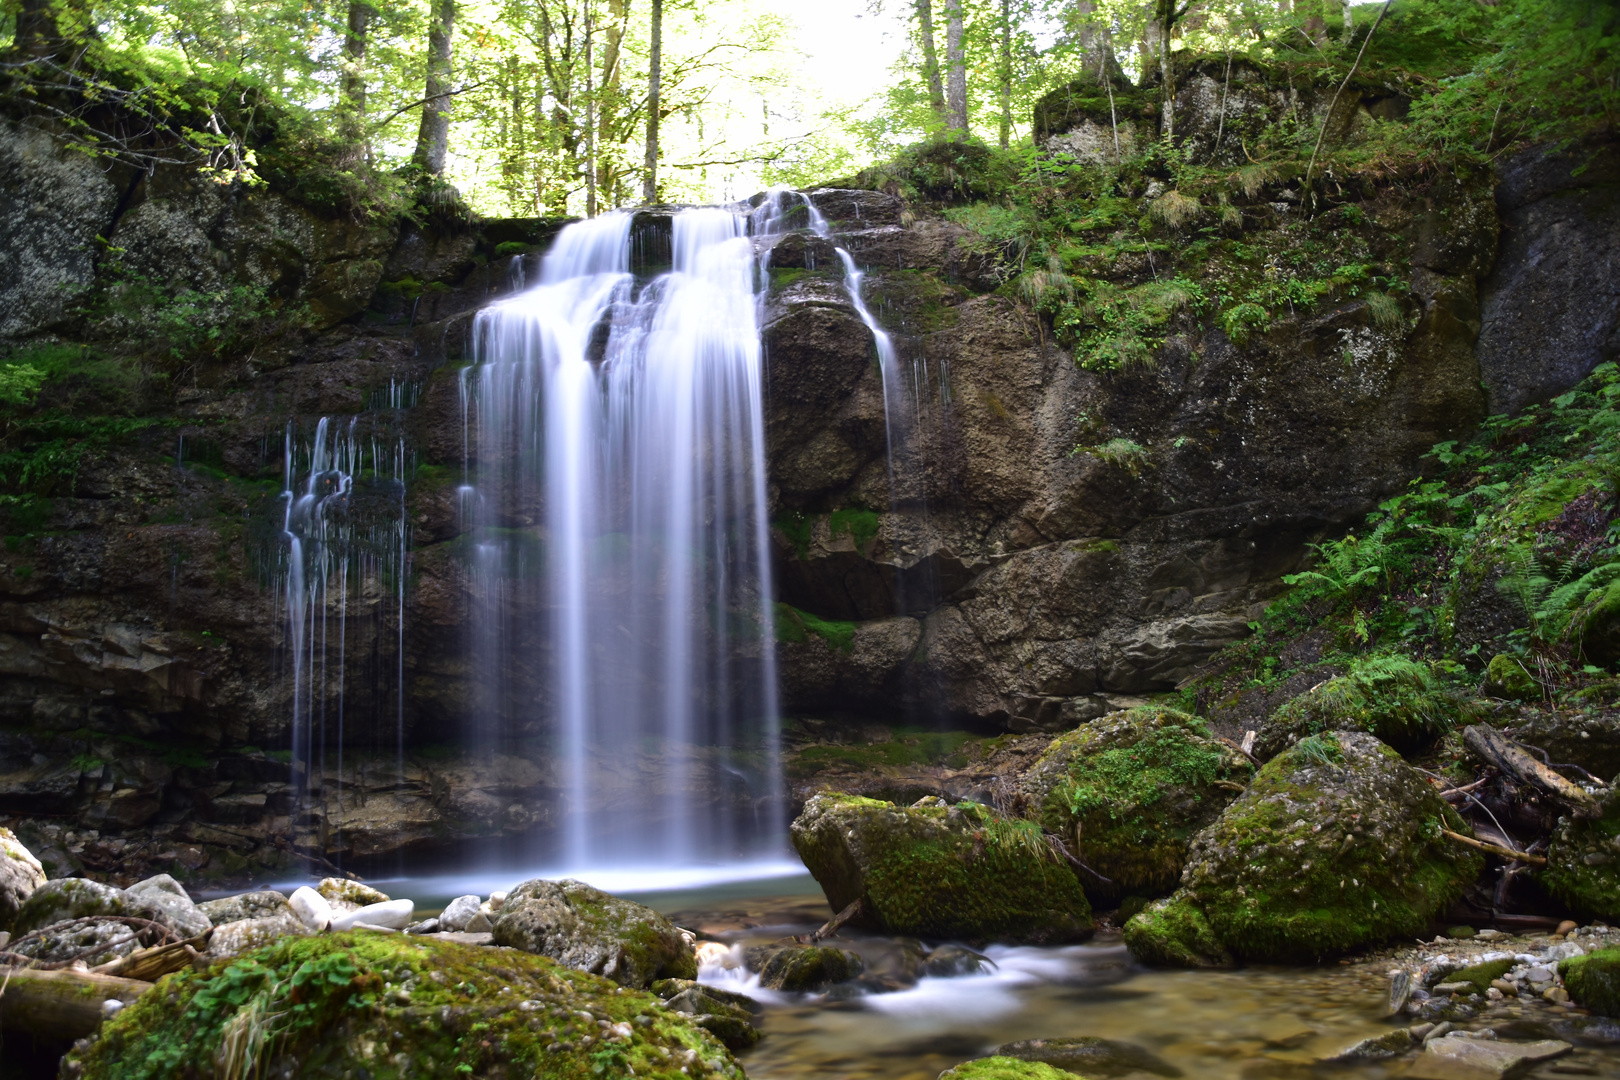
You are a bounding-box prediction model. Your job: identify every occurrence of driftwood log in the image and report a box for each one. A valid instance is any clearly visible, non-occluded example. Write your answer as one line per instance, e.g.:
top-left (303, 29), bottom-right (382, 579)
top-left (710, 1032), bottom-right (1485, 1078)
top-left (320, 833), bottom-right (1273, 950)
top-left (0, 967), bottom-right (154, 1042)
top-left (91, 931), bottom-right (210, 981)
top-left (1462, 724), bottom-right (1608, 818)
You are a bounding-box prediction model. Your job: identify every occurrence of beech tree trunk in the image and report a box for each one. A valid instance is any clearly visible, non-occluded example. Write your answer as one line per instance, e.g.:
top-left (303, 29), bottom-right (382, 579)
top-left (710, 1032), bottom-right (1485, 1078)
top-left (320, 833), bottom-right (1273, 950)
top-left (997, 0), bottom-right (1012, 148)
top-left (413, 0), bottom-right (456, 175)
top-left (643, 0), bottom-right (662, 202)
top-left (945, 0), bottom-right (967, 131)
top-left (915, 0), bottom-right (947, 127)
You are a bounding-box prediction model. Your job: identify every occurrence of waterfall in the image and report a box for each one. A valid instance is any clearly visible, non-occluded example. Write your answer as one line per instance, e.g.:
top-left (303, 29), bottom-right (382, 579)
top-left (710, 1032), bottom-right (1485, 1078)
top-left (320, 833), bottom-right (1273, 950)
top-left (463, 206), bottom-right (783, 870)
top-left (279, 416), bottom-right (411, 864)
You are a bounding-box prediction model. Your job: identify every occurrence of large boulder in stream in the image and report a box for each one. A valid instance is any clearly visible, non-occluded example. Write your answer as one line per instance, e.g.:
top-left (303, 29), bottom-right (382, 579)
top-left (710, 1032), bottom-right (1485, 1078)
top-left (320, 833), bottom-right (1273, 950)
top-left (63, 932), bottom-right (744, 1080)
top-left (490, 878), bottom-right (697, 988)
top-left (1017, 706), bottom-right (1252, 904)
top-left (939, 1060), bottom-right (1082, 1080)
top-left (791, 792), bottom-right (1093, 944)
top-left (1123, 731), bottom-right (1482, 965)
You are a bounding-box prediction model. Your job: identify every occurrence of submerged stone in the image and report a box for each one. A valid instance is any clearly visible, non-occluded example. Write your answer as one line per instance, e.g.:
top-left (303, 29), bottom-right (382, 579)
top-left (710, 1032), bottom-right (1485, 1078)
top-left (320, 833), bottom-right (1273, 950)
top-left (1406, 1036), bottom-right (1570, 1080)
top-left (791, 792), bottom-right (1093, 944)
top-left (939, 1058), bottom-right (1083, 1080)
top-left (1123, 731), bottom-right (1482, 965)
top-left (491, 877), bottom-right (697, 988)
top-left (1017, 706), bottom-right (1251, 904)
top-left (61, 931), bottom-right (744, 1080)
top-left (996, 1036), bottom-right (1182, 1077)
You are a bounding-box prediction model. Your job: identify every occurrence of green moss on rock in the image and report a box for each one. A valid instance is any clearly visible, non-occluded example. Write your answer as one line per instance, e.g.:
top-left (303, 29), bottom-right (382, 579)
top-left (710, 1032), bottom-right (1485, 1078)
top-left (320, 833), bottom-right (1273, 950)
top-left (1541, 796), bottom-right (1620, 922)
top-left (1123, 731), bottom-right (1482, 965)
top-left (1484, 654), bottom-right (1540, 701)
top-left (1122, 896), bottom-right (1233, 968)
top-left (62, 932), bottom-right (743, 1080)
top-left (1255, 657), bottom-right (1462, 759)
top-left (1451, 957), bottom-right (1515, 993)
top-left (1018, 706), bottom-right (1252, 903)
top-left (1559, 948), bottom-right (1620, 1017)
top-left (490, 878), bottom-right (697, 988)
top-left (939, 1057), bottom-right (1082, 1080)
top-left (791, 793), bottom-right (1094, 945)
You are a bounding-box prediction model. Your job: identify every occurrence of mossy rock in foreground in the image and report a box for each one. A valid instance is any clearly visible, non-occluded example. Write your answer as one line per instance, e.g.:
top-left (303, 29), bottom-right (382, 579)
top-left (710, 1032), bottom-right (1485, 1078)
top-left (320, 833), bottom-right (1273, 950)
top-left (1017, 706), bottom-right (1252, 904)
top-left (939, 1057), bottom-right (1082, 1080)
top-left (791, 793), bottom-right (1094, 944)
top-left (62, 932), bottom-right (743, 1080)
top-left (1560, 948), bottom-right (1620, 1017)
top-left (1123, 732), bottom-right (1482, 965)
top-left (1541, 795), bottom-right (1620, 922)
top-left (491, 877), bottom-right (697, 988)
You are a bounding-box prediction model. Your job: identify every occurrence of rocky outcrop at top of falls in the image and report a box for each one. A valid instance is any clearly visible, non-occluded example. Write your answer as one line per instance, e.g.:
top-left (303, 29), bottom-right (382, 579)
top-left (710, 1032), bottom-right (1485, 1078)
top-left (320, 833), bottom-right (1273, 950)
top-left (0, 76), bottom-right (1617, 873)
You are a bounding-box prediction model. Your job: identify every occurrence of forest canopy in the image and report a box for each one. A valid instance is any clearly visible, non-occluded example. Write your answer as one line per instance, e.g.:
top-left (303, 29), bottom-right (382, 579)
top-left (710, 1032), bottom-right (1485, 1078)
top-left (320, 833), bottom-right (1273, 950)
top-left (0, 0), bottom-right (1615, 219)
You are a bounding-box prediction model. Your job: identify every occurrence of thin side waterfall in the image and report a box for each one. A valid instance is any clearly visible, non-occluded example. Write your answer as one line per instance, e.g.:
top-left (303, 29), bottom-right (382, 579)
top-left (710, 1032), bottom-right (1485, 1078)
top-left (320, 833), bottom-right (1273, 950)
top-left (279, 416), bottom-right (411, 866)
top-left (462, 206), bottom-right (783, 870)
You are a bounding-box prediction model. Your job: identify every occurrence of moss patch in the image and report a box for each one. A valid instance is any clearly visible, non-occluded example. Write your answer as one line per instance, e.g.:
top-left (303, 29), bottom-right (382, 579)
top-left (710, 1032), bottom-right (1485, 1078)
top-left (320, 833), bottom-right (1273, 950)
top-left (1020, 706), bottom-right (1252, 903)
top-left (1122, 896), bottom-right (1234, 968)
top-left (1560, 948), bottom-right (1620, 1018)
top-left (1541, 796), bottom-right (1620, 922)
top-left (792, 793), bottom-right (1093, 945)
top-left (940, 1058), bottom-right (1082, 1080)
top-left (66, 932), bottom-right (741, 1080)
top-left (775, 602), bottom-right (857, 654)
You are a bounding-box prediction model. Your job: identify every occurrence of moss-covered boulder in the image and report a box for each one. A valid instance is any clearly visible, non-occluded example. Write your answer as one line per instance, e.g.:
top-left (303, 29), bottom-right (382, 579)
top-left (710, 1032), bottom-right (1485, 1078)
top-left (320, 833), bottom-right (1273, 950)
top-left (746, 943), bottom-right (865, 992)
top-left (996, 1037), bottom-right (1181, 1077)
top-left (1120, 897), bottom-right (1233, 968)
top-left (792, 793), bottom-right (1093, 944)
top-left (939, 1058), bottom-right (1082, 1080)
top-left (1484, 654), bottom-right (1540, 701)
top-left (490, 878), bottom-right (697, 989)
top-left (0, 825), bottom-right (44, 933)
top-left (1559, 948), bottom-right (1620, 1017)
top-left (1253, 658), bottom-right (1462, 760)
top-left (1541, 795), bottom-right (1620, 921)
top-left (61, 932), bottom-right (744, 1080)
top-left (1122, 731), bottom-right (1483, 965)
top-left (1017, 707), bottom-right (1252, 904)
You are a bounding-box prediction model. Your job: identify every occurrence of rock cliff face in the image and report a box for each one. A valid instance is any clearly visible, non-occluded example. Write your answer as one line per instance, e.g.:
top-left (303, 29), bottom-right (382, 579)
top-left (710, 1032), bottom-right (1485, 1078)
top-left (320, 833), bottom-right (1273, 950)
top-left (0, 95), bottom-right (1614, 875)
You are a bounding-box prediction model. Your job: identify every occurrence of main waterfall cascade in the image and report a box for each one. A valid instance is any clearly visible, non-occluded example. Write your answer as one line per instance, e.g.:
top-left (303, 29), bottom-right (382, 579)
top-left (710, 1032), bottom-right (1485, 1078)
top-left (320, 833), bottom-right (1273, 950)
top-left (461, 204), bottom-right (789, 870)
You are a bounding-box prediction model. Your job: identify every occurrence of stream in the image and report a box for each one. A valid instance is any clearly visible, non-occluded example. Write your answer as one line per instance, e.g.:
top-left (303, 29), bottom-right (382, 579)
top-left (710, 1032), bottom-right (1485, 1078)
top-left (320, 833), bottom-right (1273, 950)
top-left (350, 869), bottom-right (1620, 1080)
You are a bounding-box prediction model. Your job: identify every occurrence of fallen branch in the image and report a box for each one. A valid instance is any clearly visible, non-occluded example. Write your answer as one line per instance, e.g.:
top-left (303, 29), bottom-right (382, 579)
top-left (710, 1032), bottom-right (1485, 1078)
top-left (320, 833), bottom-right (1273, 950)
top-left (1441, 827), bottom-right (1548, 866)
top-left (0, 967), bottom-right (153, 1042)
top-left (90, 930), bottom-right (211, 981)
top-left (810, 898), bottom-right (863, 942)
top-left (1462, 724), bottom-right (1607, 818)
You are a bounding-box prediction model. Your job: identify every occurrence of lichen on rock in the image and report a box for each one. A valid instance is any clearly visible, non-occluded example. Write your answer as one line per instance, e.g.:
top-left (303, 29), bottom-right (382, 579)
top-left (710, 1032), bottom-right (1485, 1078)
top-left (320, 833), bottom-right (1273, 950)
top-left (1017, 706), bottom-right (1252, 903)
top-left (61, 931), bottom-right (743, 1080)
top-left (0, 825), bottom-right (45, 932)
top-left (791, 792), bottom-right (1093, 944)
top-left (490, 878), bottom-right (697, 988)
top-left (1123, 731), bottom-right (1482, 964)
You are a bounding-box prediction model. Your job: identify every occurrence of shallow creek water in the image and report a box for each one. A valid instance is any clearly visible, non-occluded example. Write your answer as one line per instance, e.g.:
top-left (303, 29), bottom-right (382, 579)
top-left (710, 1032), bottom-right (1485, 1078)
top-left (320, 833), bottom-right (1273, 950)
top-left (623, 875), bottom-right (1620, 1080)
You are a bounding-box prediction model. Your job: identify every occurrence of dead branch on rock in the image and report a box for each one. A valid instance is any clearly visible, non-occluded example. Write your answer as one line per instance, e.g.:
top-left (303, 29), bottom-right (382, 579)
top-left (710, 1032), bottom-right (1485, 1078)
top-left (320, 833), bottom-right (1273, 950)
top-left (810, 899), bottom-right (864, 942)
top-left (0, 916), bottom-right (182, 971)
top-left (90, 930), bottom-right (211, 981)
top-left (1441, 827), bottom-right (1548, 866)
top-left (1462, 724), bottom-right (1607, 817)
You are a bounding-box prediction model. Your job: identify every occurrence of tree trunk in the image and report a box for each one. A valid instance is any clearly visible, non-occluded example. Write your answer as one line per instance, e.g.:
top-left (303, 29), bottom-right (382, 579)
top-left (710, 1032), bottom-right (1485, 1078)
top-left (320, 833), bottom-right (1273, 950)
top-left (1295, 0), bottom-right (1327, 44)
top-left (584, 4), bottom-right (596, 217)
top-left (643, 0), bottom-right (662, 203)
top-left (997, 0), bottom-right (1012, 148)
top-left (1154, 0), bottom-right (1176, 142)
top-left (915, 0), bottom-right (947, 128)
top-left (412, 0), bottom-right (456, 175)
top-left (1338, 0), bottom-right (1354, 44)
top-left (340, 0), bottom-right (374, 156)
top-left (598, 0), bottom-right (629, 205)
top-left (1073, 0), bottom-right (1114, 82)
top-left (944, 0), bottom-right (967, 131)
top-left (12, 0), bottom-right (59, 57)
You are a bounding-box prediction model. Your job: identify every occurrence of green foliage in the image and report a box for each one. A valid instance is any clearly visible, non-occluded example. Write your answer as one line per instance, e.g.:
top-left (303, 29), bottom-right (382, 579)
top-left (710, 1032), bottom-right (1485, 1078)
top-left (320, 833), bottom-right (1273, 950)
top-left (828, 506), bottom-right (881, 549)
top-left (775, 602), bottom-right (857, 654)
top-left (0, 365), bottom-right (46, 408)
top-left (1073, 437), bottom-right (1150, 475)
